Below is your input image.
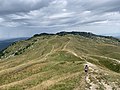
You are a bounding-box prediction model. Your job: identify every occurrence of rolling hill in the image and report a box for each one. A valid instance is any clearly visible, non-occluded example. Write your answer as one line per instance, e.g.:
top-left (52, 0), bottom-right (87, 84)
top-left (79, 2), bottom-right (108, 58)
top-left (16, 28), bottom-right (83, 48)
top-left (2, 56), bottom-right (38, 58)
top-left (0, 32), bottom-right (120, 90)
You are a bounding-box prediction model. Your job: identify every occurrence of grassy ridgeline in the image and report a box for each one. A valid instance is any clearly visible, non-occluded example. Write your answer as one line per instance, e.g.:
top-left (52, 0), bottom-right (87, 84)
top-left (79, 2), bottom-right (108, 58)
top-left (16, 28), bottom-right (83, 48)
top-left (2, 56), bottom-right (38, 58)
top-left (0, 32), bottom-right (120, 90)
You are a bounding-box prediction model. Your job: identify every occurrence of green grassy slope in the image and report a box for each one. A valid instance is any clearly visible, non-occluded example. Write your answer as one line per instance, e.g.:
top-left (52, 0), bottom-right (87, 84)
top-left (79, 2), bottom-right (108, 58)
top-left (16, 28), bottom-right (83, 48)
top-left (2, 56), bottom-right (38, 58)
top-left (0, 32), bottom-right (120, 90)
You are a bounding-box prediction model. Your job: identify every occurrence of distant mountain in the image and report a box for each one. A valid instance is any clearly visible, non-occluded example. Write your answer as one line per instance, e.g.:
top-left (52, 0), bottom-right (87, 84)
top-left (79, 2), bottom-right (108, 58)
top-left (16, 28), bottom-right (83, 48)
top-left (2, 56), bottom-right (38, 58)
top-left (116, 36), bottom-right (120, 38)
top-left (107, 33), bottom-right (120, 39)
top-left (0, 37), bottom-right (29, 51)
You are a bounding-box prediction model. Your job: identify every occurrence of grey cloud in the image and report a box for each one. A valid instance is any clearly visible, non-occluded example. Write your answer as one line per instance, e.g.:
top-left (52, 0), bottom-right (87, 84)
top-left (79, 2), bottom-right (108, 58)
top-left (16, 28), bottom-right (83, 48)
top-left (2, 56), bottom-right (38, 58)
top-left (0, 0), bottom-right (120, 39)
top-left (83, 0), bottom-right (120, 14)
top-left (0, 0), bottom-right (52, 15)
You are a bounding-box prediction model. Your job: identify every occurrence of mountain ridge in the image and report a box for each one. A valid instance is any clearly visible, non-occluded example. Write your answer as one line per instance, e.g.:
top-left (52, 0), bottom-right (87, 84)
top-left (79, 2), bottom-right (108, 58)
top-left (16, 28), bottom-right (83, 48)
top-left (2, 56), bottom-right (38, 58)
top-left (0, 32), bottom-right (120, 90)
top-left (33, 31), bottom-right (120, 41)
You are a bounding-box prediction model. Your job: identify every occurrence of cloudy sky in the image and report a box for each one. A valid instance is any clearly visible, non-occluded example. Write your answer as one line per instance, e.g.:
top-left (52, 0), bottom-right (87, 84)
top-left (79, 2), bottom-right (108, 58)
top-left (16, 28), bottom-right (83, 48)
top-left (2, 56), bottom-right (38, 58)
top-left (0, 0), bottom-right (120, 39)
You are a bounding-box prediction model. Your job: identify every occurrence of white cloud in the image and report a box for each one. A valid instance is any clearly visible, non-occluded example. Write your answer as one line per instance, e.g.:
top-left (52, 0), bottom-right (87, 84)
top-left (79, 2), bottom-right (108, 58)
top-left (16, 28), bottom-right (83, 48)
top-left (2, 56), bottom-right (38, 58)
top-left (2, 22), bottom-right (20, 27)
top-left (51, 0), bottom-right (67, 7)
top-left (90, 20), bottom-right (109, 24)
top-left (49, 12), bottom-right (74, 19)
top-left (62, 9), bottom-right (67, 12)
top-left (0, 18), bottom-right (4, 23)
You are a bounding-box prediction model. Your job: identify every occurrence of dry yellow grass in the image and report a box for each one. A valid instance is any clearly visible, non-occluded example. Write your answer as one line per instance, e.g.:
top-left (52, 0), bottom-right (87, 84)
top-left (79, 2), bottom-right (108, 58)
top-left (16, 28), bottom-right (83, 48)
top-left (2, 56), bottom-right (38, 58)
top-left (0, 34), bottom-right (120, 90)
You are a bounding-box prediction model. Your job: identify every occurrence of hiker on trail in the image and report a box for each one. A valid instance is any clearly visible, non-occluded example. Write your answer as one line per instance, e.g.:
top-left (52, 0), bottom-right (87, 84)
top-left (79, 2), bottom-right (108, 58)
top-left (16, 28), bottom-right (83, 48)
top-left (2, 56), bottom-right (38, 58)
top-left (84, 65), bottom-right (89, 82)
top-left (84, 65), bottom-right (89, 74)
